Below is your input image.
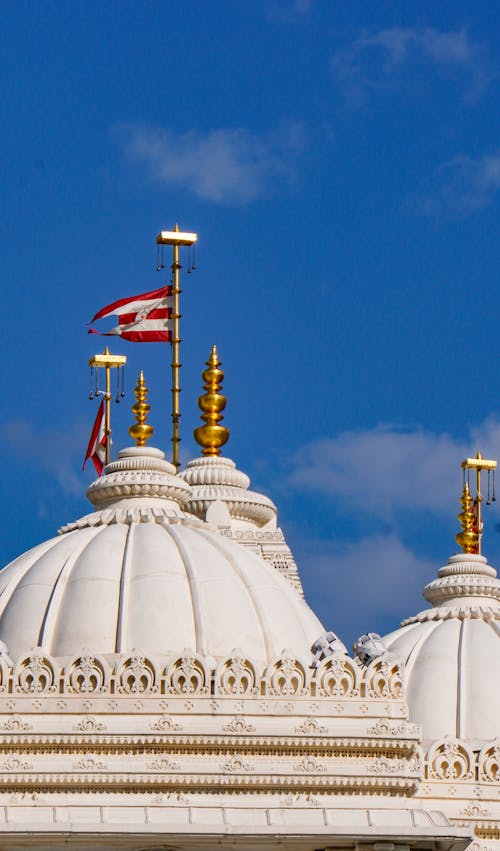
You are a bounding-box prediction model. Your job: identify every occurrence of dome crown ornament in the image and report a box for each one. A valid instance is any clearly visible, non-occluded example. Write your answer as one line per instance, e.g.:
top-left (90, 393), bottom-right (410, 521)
top-left (193, 345), bottom-right (230, 456)
top-left (456, 451), bottom-right (497, 556)
top-left (455, 482), bottom-right (478, 554)
top-left (128, 371), bottom-right (154, 447)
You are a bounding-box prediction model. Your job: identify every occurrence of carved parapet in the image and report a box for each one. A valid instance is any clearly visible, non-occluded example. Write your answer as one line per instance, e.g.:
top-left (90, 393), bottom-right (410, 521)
top-left (0, 649), bottom-right (409, 702)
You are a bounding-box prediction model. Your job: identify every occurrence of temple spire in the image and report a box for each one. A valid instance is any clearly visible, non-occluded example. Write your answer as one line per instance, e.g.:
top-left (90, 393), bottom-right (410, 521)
top-left (193, 345), bottom-right (230, 456)
top-left (455, 481), bottom-right (478, 554)
top-left (129, 371), bottom-right (154, 447)
top-left (456, 452), bottom-right (497, 555)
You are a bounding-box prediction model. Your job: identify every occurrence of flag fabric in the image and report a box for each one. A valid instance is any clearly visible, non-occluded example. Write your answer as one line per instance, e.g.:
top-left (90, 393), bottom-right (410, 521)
top-left (83, 399), bottom-right (107, 476)
top-left (88, 286), bottom-right (173, 342)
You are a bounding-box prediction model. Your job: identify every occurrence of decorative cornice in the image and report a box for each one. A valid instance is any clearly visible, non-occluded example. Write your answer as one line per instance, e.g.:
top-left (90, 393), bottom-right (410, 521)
top-left (0, 772), bottom-right (418, 795)
top-left (0, 734), bottom-right (419, 755)
top-left (85, 447), bottom-right (192, 511)
top-left (402, 604), bottom-right (500, 626)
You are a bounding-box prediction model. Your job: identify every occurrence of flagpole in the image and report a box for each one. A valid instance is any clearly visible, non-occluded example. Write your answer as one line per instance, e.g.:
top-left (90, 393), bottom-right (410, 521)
top-left (156, 225), bottom-right (198, 470)
top-left (104, 360), bottom-right (111, 465)
top-left (171, 229), bottom-right (181, 470)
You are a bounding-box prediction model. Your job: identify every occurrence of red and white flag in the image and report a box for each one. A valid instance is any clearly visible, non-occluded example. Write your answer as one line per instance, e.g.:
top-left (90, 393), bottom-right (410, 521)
top-left (88, 286), bottom-right (172, 342)
top-left (82, 399), bottom-right (107, 476)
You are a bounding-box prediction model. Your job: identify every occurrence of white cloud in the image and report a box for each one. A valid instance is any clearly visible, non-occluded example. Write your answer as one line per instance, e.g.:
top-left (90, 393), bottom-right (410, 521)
top-left (120, 124), bottom-right (305, 204)
top-left (299, 533), bottom-right (435, 648)
top-left (332, 27), bottom-right (493, 105)
top-left (414, 151), bottom-right (500, 220)
top-left (287, 417), bottom-right (500, 520)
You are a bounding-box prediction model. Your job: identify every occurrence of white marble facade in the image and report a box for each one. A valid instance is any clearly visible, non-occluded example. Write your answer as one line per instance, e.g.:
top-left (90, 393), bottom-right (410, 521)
top-left (0, 440), bottom-right (492, 849)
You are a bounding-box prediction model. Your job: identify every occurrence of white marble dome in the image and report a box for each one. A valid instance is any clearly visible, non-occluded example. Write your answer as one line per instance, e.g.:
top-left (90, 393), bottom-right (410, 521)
top-left (383, 552), bottom-right (500, 746)
top-left (0, 446), bottom-right (323, 666)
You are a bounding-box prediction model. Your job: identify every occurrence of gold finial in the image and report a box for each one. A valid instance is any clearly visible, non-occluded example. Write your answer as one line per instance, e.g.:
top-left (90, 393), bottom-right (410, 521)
top-left (458, 452), bottom-right (497, 555)
top-left (128, 371), bottom-right (154, 447)
top-left (455, 482), bottom-right (479, 554)
top-left (193, 345), bottom-right (230, 456)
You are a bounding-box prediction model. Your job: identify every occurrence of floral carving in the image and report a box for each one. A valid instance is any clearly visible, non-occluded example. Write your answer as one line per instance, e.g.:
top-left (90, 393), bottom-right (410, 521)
top-left (67, 653), bottom-right (108, 694)
top-left (147, 757), bottom-right (180, 771)
top-left (222, 716), bottom-right (256, 733)
top-left (295, 756), bottom-right (327, 773)
top-left (168, 654), bottom-right (208, 695)
top-left (73, 715), bottom-right (106, 733)
top-left (295, 717), bottom-right (327, 735)
top-left (0, 756), bottom-right (33, 771)
top-left (222, 755), bottom-right (254, 773)
top-left (150, 715), bottom-right (183, 733)
top-left (118, 652), bottom-right (157, 694)
top-left (266, 654), bottom-right (308, 696)
top-left (479, 741), bottom-right (500, 782)
top-left (460, 802), bottom-right (491, 818)
top-left (0, 715), bottom-right (33, 732)
top-left (365, 658), bottom-right (404, 699)
top-left (427, 739), bottom-right (475, 781)
top-left (368, 758), bottom-right (407, 774)
top-left (315, 655), bottom-right (359, 698)
top-left (16, 654), bottom-right (57, 694)
top-left (367, 719), bottom-right (407, 736)
top-left (216, 654), bottom-right (257, 695)
top-left (73, 757), bottom-right (108, 770)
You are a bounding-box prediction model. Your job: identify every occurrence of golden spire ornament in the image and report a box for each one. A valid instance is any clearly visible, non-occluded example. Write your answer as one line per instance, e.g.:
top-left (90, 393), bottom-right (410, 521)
top-left (456, 451), bottom-right (497, 555)
top-left (129, 371), bottom-right (154, 447)
top-left (193, 345), bottom-right (230, 456)
top-left (455, 482), bottom-right (479, 554)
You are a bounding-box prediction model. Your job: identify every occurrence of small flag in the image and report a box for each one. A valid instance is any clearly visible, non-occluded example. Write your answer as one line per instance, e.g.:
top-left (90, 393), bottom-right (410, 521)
top-left (89, 286), bottom-right (173, 342)
top-left (83, 399), bottom-right (107, 476)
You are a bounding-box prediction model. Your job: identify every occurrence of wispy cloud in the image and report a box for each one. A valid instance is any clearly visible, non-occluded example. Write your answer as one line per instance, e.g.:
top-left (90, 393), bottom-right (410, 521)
top-left (411, 151), bottom-right (500, 220)
top-left (119, 124), bottom-right (306, 204)
top-left (287, 417), bottom-right (500, 520)
top-left (332, 27), bottom-right (494, 105)
top-left (267, 0), bottom-right (315, 23)
top-left (0, 418), bottom-right (89, 497)
top-left (300, 534), bottom-right (435, 647)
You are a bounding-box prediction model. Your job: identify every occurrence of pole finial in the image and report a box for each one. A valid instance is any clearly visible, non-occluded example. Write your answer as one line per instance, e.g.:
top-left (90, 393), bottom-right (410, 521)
top-left (459, 452), bottom-right (497, 555)
top-left (455, 481), bottom-right (479, 554)
top-left (129, 371), bottom-right (154, 447)
top-left (193, 345), bottom-right (230, 456)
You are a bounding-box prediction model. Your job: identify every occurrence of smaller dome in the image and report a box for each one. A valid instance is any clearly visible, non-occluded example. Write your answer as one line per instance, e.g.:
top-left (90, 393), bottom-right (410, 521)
top-left (383, 553), bottom-right (500, 746)
top-left (180, 455), bottom-right (277, 528)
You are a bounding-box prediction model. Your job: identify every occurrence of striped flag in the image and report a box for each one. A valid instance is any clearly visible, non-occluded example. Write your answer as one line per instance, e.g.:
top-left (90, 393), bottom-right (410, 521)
top-left (82, 399), bottom-right (107, 476)
top-left (89, 286), bottom-right (172, 342)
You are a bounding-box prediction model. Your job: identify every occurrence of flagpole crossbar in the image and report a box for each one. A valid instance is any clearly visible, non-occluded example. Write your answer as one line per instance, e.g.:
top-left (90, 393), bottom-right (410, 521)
top-left (156, 224), bottom-right (198, 471)
top-left (156, 231), bottom-right (198, 247)
top-left (88, 347), bottom-right (127, 465)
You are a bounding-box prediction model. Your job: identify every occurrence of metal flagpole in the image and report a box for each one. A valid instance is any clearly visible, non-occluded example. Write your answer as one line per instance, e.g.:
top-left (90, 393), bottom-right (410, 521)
top-left (156, 225), bottom-right (198, 470)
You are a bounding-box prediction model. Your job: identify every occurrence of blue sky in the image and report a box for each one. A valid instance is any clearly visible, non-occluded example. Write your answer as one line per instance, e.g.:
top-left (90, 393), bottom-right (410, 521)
top-left (1, 1), bottom-right (500, 647)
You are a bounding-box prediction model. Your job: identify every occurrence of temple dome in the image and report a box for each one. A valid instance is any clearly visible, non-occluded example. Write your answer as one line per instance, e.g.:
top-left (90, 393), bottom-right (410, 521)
top-left (0, 446), bottom-right (323, 666)
top-left (382, 552), bottom-right (500, 746)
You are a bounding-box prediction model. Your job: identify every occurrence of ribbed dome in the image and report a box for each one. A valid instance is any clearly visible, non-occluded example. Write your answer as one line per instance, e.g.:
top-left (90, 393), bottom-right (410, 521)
top-left (0, 446), bottom-right (323, 666)
top-left (383, 553), bottom-right (500, 746)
